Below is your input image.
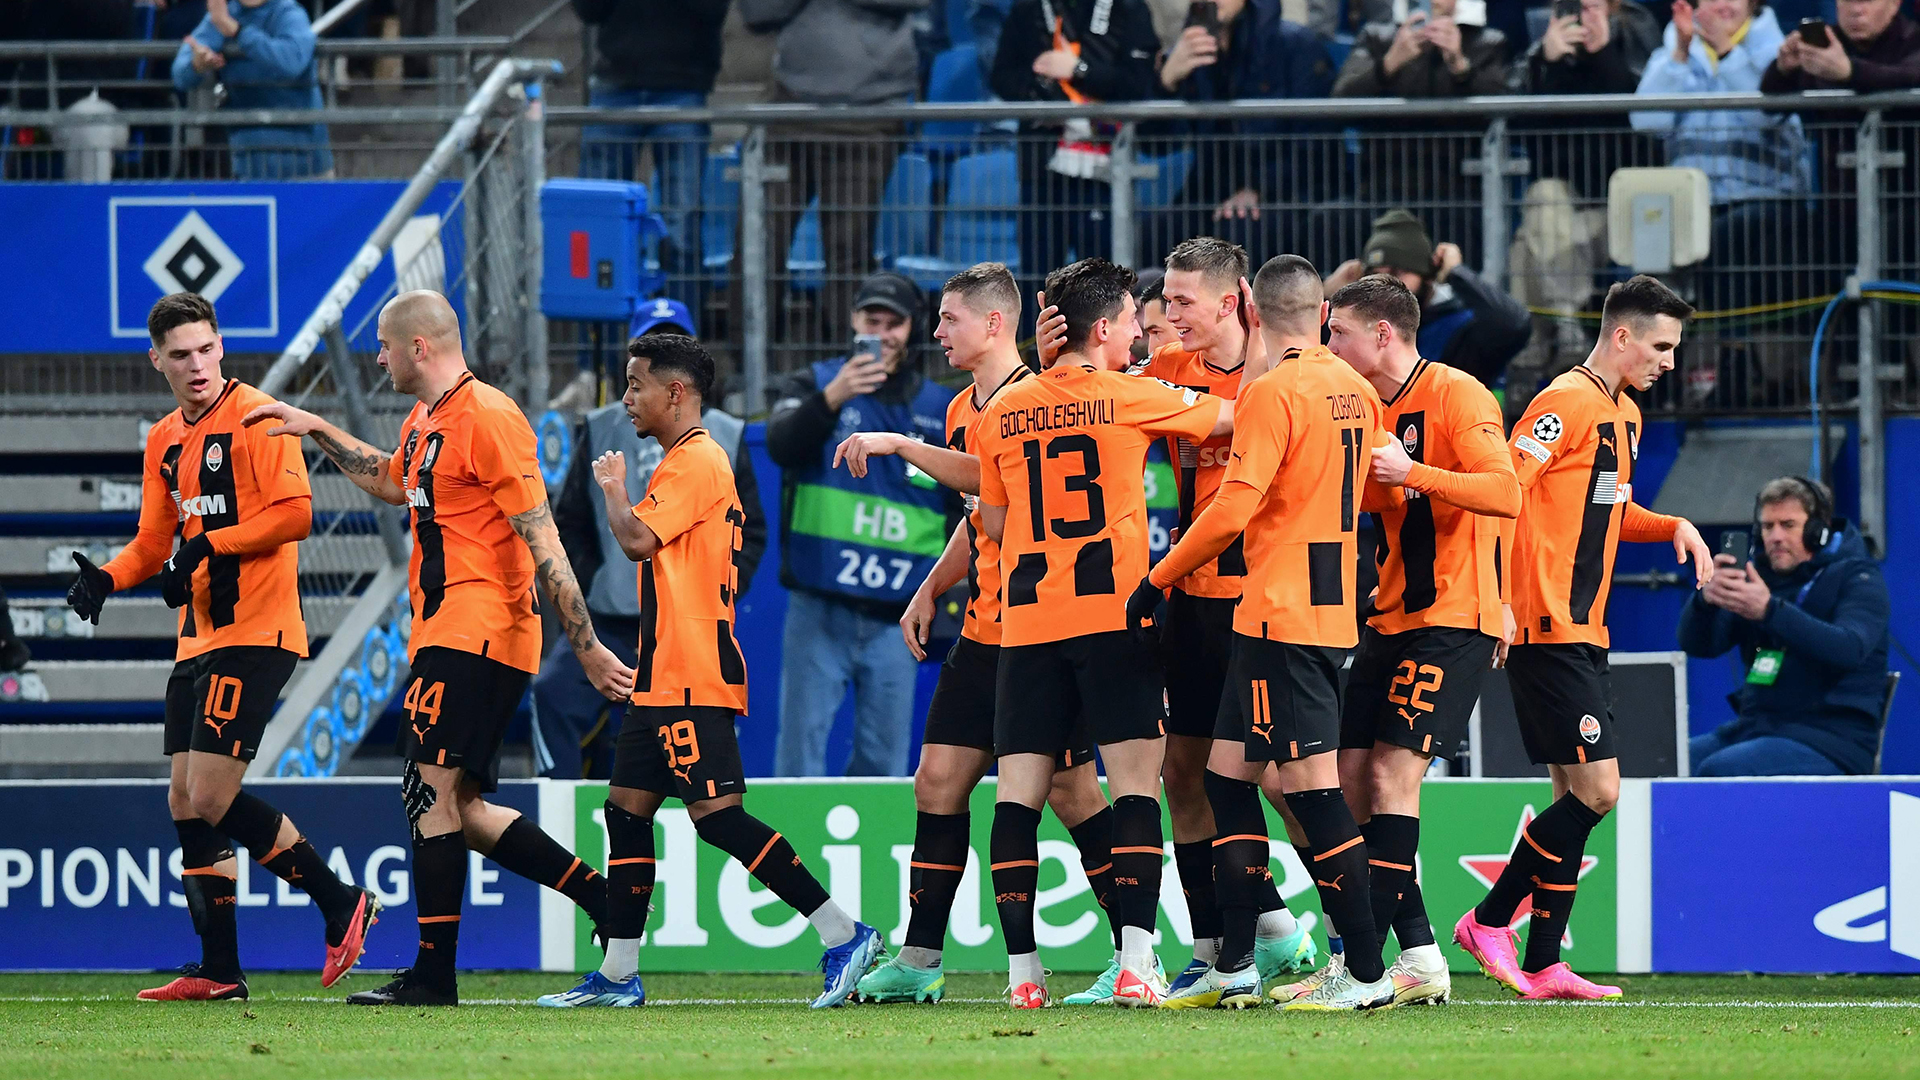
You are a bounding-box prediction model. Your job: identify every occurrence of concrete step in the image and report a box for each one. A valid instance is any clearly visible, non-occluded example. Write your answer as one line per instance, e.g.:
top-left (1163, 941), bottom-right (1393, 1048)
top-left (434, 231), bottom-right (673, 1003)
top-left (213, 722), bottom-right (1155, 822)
top-left (1, 474), bottom-right (383, 515)
top-left (5, 659), bottom-right (311, 703)
top-left (0, 415), bottom-right (154, 454)
top-left (1, 536), bottom-right (395, 580)
top-left (0, 723), bottom-right (164, 766)
top-left (9, 595), bottom-right (356, 642)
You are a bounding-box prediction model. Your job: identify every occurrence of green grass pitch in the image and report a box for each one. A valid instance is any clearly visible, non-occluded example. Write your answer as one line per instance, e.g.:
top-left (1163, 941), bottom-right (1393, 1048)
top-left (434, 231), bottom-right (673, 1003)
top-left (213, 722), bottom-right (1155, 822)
top-left (2, 971), bottom-right (1916, 1080)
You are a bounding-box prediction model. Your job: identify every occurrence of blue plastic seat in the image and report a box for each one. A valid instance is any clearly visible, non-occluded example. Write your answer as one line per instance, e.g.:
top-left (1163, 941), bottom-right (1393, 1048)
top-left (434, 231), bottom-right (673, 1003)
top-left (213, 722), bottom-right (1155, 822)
top-left (874, 152), bottom-right (936, 265)
top-left (896, 148), bottom-right (1020, 288)
top-left (1134, 149), bottom-right (1193, 209)
top-left (701, 146), bottom-right (739, 271)
top-left (916, 45), bottom-right (988, 159)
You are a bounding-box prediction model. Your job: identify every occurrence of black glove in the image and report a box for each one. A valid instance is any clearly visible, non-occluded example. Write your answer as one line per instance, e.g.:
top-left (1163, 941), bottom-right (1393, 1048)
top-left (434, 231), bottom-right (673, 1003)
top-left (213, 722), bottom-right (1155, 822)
top-left (67, 552), bottom-right (115, 625)
top-left (160, 534), bottom-right (215, 610)
top-left (1125, 577), bottom-right (1166, 643)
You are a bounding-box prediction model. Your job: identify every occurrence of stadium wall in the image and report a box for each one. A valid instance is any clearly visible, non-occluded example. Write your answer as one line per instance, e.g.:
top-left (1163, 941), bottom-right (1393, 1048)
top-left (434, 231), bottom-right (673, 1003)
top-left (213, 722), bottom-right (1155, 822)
top-left (3, 777), bottom-right (1915, 975)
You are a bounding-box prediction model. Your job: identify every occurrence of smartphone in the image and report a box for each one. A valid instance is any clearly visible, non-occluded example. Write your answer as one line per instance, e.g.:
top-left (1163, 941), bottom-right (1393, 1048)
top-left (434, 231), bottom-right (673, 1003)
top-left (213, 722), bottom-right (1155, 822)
top-left (1452, 0), bottom-right (1487, 26)
top-left (1183, 0), bottom-right (1221, 37)
top-left (1553, 0), bottom-right (1581, 19)
top-left (851, 333), bottom-right (884, 362)
top-left (1799, 17), bottom-right (1830, 47)
top-left (1720, 529), bottom-right (1751, 569)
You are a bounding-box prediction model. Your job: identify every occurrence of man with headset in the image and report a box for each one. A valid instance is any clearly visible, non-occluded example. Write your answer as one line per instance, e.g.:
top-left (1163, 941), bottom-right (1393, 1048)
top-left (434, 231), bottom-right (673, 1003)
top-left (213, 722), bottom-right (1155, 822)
top-left (1678, 476), bottom-right (1891, 776)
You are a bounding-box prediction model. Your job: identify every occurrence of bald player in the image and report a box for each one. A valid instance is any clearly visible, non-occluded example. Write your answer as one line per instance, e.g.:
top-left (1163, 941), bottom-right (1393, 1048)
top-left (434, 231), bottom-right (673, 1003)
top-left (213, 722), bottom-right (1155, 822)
top-left (246, 291), bottom-right (636, 1005)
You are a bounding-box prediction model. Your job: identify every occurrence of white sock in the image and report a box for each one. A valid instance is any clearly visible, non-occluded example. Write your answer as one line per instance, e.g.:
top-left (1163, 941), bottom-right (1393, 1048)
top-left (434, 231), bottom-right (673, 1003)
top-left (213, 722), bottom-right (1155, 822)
top-left (598, 937), bottom-right (641, 982)
top-left (1400, 942), bottom-right (1446, 974)
top-left (1256, 908), bottom-right (1300, 941)
top-left (1192, 936), bottom-right (1221, 966)
top-left (809, 901), bottom-right (856, 948)
top-left (1009, 951), bottom-right (1044, 989)
top-left (1120, 926), bottom-right (1156, 973)
top-left (897, 945), bottom-right (942, 971)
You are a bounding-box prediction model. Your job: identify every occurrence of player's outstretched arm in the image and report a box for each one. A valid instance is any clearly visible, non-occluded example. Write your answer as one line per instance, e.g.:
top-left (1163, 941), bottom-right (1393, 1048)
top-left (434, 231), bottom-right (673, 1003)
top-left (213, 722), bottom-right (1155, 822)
top-left (1622, 503), bottom-right (1714, 587)
top-left (241, 402), bottom-right (407, 506)
top-left (902, 523), bottom-right (971, 661)
top-left (591, 451), bottom-right (663, 562)
top-left (833, 433), bottom-right (981, 494)
top-left (508, 500), bottom-right (637, 702)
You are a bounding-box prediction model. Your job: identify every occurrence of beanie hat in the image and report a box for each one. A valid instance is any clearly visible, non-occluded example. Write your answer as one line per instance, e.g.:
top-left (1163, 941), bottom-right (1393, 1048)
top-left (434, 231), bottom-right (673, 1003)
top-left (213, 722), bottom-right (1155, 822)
top-left (1362, 209), bottom-right (1434, 277)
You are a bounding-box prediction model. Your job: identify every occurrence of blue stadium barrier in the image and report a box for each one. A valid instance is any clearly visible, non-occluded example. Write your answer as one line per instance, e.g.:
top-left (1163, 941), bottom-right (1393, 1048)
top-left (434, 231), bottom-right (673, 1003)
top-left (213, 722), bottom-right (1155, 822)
top-left (916, 45), bottom-right (988, 159)
top-left (874, 152), bottom-right (935, 266)
top-left (701, 145), bottom-right (740, 271)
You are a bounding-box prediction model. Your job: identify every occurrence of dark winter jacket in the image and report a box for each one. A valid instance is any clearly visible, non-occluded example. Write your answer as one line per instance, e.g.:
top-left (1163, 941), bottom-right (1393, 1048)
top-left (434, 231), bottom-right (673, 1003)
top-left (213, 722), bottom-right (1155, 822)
top-left (1678, 520), bottom-right (1892, 774)
top-left (573, 0), bottom-right (730, 93)
top-left (1419, 265), bottom-right (1533, 386)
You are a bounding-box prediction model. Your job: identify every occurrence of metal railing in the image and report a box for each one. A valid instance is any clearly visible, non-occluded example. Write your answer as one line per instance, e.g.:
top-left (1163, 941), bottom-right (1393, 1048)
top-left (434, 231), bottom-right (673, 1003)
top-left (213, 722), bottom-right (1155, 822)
top-left (245, 57), bottom-right (560, 778)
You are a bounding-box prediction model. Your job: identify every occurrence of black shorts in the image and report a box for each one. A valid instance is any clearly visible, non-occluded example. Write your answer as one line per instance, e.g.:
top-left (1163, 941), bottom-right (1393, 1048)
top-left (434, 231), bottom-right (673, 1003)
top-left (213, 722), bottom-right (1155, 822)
top-left (1161, 592), bottom-right (1236, 740)
top-left (1506, 643), bottom-right (1617, 766)
top-left (995, 630), bottom-right (1164, 758)
top-left (1340, 626), bottom-right (1497, 757)
top-left (163, 646), bottom-right (299, 761)
top-left (924, 637), bottom-right (1096, 767)
top-left (398, 646), bottom-right (531, 793)
top-left (612, 705), bottom-right (748, 804)
top-left (1213, 634), bottom-right (1345, 763)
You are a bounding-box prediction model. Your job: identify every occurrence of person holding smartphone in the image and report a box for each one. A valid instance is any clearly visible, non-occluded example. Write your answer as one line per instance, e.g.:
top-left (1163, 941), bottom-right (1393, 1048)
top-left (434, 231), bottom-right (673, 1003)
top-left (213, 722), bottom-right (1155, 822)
top-left (1677, 478), bottom-right (1891, 777)
top-left (765, 272), bottom-right (959, 778)
top-left (1764, 0), bottom-right (1919, 92)
top-left (1511, 0), bottom-right (1659, 100)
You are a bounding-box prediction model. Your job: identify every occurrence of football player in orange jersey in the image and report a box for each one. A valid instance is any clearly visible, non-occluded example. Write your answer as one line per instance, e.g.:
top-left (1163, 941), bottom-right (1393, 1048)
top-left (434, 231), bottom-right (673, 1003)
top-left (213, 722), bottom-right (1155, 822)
top-left (246, 291), bottom-right (636, 1005)
top-left (1454, 275), bottom-right (1713, 1002)
top-left (974, 258), bottom-right (1234, 1008)
top-left (67, 293), bottom-right (378, 1001)
top-left (835, 264), bottom-right (1125, 1004)
top-left (1134, 255), bottom-right (1397, 1011)
top-left (1325, 275), bottom-right (1521, 1007)
top-left (1151, 239), bottom-right (1318, 992)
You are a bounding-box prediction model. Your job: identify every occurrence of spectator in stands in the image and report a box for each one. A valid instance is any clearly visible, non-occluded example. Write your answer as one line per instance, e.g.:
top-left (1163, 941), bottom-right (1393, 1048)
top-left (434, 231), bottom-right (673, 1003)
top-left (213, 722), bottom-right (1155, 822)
top-left (990, 0), bottom-right (1159, 310)
top-left (1324, 208), bottom-right (1530, 385)
top-left (1509, 0), bottom-right (1661, 195)
top-left (172, 0), bottom-right (331, 179)
top-left (1632, 0), bottom-right (1808, 207)
top-left (968, 0), bottom-right (1014, 79)
top-left (574, 0), bottom-right (729, 281)
top-left (538, 312), bottom-right (766, 780)
top-left (1333, 0), bottom-right (1510, 253)
top-left (1679, 478), bottom-right (1891, 776)
top-left (1157, 0), bottom-right (1336, 260)
top-left (764, 273), bottom-right (956, 777)
top-left (742, 0), bottom-right (925, 334)
top-left (1764, 0), bottom-right (1920, 93)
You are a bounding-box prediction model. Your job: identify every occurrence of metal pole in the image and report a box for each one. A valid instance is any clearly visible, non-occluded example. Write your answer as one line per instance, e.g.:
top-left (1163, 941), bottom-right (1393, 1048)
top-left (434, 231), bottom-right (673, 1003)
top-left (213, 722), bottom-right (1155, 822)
top-left (436, 0), bottom-right (457, 106)
top-left (1855, 109), bottom-right (1885, 547)
top-left (742, 125), bottom-right (769, 415)
top-left (1479, 118), bottom-right (1510, 290)
top-left (522, 81), bottom-right (550, 414)
top-left (323, 323), bottom-right (409, 566)
top-left (1109, 122), bottom-right (1136, 270)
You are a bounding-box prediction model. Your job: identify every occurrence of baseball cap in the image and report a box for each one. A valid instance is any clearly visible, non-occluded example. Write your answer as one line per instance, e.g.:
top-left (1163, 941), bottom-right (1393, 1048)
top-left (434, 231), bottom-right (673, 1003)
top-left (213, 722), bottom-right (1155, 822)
top-left (852, 272), bottom-right (920, 321)
top-left (630, 297), bottom-right (695, 338)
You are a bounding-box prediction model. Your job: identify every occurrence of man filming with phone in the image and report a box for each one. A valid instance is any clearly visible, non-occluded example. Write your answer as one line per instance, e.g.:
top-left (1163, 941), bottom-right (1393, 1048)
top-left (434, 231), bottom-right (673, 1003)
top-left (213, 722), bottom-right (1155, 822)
top-left (1678, 478), bottom-right (1891, 777)
top-left (766, 272), bottom-right (959, 778)
top-left (1763, 0), bottom-right (1920, 91)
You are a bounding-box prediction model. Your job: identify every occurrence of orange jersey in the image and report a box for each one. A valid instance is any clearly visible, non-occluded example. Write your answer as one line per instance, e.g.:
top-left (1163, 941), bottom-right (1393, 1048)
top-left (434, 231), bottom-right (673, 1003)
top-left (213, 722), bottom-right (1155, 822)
top-left (1151, 346), bottom-right (1384, 648)
top-left (1509, 365), bottom-right (1680, 647)
top-left (630, 427), bottom-right (750, 711)
top-left (1142, 342), bottom-right (1246, 599)
top-left (946, 364), bottom-right (1033, 646)
top-left (1366, 359), bottom-right (1516, 637)
top-left (975, 363), bottom-right (1222, 647)
top-left (387, 373), bottom-right (546, 673)
top-left (108, 380), bottom-right (311, 661)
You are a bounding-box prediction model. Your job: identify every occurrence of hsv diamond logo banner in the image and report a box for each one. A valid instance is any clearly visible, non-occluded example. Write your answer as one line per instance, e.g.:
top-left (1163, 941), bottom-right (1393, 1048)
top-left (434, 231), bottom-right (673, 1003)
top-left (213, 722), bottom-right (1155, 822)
top-left (1651, 781), bottom-right (1920, 972)
top-left (111, 196), bottom-right (278, 338)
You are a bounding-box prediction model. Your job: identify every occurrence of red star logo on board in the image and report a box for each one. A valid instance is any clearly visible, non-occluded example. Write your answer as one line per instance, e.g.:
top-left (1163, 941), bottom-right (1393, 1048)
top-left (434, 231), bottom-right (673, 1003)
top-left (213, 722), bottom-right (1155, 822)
top-left (1458, 804), bottom-right (1599, 948)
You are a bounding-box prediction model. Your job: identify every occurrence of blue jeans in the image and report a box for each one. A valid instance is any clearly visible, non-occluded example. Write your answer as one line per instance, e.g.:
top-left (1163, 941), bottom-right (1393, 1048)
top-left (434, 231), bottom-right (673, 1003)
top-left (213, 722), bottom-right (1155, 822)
top-left (1689, 728), bottom-right (1844, 777)
top-left (580, 84), bottom-right (706, 279)
top-left (775, 590), bottom-right (917, 777)
top-left (528, 617), bottom-right (641, 779)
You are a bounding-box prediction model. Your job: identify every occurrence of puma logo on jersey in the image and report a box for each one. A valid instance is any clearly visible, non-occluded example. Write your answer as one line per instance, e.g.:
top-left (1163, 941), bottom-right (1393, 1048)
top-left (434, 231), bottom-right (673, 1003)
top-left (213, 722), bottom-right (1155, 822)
top-left (179, 494), bottom-right (228, 518)
top-left (406, 487), bottom-right (431, 508)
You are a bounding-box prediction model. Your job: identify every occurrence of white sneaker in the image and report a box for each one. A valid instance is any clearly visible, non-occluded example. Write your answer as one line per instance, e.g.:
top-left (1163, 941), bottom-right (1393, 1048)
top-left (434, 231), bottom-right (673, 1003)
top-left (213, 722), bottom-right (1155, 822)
top-left (1267, 951), bottom-right (1343, 1003)
top-left (1280, 967), bottom-right (1396, 1012)
top-left (1159, 964), bottom-right (1261, 1010)
top-left (1386, 945), bottom-right (1451, 1006)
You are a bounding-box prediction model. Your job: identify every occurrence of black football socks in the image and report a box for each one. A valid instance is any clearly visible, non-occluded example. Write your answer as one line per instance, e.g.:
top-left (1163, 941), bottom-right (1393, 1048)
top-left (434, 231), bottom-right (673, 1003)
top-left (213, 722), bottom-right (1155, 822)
top-left (989, 802), bottom-right (1043, 960)
top-left (1286, 788), bottom-right (1384, 983)
top-left (903, 811), bottom-right (971, 964)
top-left (1205, 770), bottom-right (1269, 974)
top-left (176, 818), bottom-right (240, 982)
top-left (488, 815), bottom-right (607, 926)
top-left (1473, 791), bottom-right (1605, 972)
top-left (215, 791), bottom-right (358, 941)
top-left (1066, 805), bottom-right (1121, 951)
top-left (410, 831), bottom-right (467, 990)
